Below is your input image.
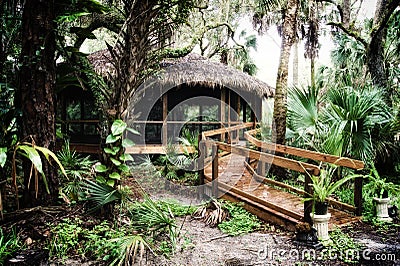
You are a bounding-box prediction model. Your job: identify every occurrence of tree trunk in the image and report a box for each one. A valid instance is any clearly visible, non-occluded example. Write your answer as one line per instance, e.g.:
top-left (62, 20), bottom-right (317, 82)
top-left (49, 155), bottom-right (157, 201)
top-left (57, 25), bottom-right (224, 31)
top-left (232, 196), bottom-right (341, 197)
top-left (366, 0), bottom-right (400, 98)
top-left (19, 0), bottom-right (58, 207)
top-left (272, 0), bottom-right (299, 145)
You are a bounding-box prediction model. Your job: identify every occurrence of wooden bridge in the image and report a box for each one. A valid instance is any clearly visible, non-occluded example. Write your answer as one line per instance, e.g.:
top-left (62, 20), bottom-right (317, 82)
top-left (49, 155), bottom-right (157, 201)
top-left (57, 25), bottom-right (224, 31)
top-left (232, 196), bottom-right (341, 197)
top-left (198, 123), bottom-right (365, 231)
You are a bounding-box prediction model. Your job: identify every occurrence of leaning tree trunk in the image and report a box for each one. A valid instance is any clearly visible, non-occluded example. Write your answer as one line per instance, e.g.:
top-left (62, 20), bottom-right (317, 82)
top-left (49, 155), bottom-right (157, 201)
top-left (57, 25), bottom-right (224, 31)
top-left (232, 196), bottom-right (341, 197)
top-left (366, 0), bottom-right (400, 102)
top-left (19, 0), bottom-right (58, 207)
top-left (272, 0), bottom-right (299, 145)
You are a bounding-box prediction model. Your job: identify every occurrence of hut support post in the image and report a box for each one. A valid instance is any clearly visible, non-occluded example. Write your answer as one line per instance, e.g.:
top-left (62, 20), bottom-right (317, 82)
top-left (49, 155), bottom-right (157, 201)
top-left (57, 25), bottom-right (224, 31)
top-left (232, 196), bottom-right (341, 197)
top-left (220, 88), bottom-right (226, 141)
top-left (304, 172), bottom-right (313, 224)
top-left (162, 93), bottom-right (168, 146)
top-left (354, 176), bottom-right (363, 216)
top-left (236, 94), bottom-right (241, 141)
top-left (197, 135), bottom-right (205, 199)
top-left (212, 144), bottom-right (219, 198)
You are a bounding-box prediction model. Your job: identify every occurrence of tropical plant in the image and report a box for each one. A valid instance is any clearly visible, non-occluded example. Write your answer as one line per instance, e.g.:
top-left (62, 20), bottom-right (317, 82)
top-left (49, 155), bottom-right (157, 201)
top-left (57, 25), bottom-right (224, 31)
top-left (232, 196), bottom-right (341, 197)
top-left (304, 166), bottom-right (361, 213)
top-left (109, 234), bottom-right (151, 266)
top-left (0, 139), bottom-right (67, 210)
top-left (84, 179), bottom-right (123, 213)
top-left (57, 140), bottom-right (94, 202)
top-left (218, 201), bottom-right (261, 236)
top-left (287, 85), bottom-right (320, 149)
top-left (0, 228), bottom-right (22, 265)
top-left (363, 162), bottom-right (400, 199)
top-left (94, 119), bottom-right (137, 187)
top-left (321, 85), bottom-right (391, 161)
top-left (129, 194), bottom-right (177, 250)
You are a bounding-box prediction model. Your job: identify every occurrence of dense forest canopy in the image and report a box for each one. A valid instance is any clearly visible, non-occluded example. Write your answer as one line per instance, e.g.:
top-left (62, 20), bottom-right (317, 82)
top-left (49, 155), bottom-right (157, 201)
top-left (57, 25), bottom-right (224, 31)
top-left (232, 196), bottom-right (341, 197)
top-left (0, 0), bottom-right (398, 209)
top-left (0, 0), bottom-right (399, 264)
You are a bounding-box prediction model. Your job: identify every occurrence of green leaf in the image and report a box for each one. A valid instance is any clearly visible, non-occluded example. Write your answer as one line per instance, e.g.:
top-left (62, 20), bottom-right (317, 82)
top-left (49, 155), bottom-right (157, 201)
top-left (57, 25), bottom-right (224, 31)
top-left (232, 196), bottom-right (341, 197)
top-left (122, 139), bottom-right (135, 148)
top-left (94, 164), bottom-right (108, 173)
top-left (110, 158), bottom-right (121, 166)
top-left (109, 172), bottom-right (121, 180)
top-left (17, 145), bottom-right (43, 174)
top-left (104, 147), bottom-right (117, 155)
top-left (34, 145), bottom-right (68, 178)
top-left (126, 127), bottom-right (140, 135)
top-left (96, 176), bottom-right (107, 184)
top-left (106, 134), bottom-right (120, 144)
top-left (107, 179), bottom-right (115, 187)
top-left (119, 154), bottom-right (134, 161)
top-left (0, 147), bottom-right (7, 168)
top-left (118, 164), bottom-right (130, 173)
top-left (111, 119), bottom-right (127, 136)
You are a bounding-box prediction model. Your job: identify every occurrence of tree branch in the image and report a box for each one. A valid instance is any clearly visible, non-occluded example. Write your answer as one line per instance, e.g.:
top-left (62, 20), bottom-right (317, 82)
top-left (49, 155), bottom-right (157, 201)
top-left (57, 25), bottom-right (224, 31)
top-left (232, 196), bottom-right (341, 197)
top-left (327, 22), bottom-right (368, 47)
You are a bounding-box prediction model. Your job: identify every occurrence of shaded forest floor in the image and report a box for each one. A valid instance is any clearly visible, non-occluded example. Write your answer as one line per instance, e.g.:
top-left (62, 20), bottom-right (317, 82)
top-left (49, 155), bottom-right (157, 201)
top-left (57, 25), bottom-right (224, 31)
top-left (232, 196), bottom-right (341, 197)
top-left (1, 202), bottom-right (399, 266)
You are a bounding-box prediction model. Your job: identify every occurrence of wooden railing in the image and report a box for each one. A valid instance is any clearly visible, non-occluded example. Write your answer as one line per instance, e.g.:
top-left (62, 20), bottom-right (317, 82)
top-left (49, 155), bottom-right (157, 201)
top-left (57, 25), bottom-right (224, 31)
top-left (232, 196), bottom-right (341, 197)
top-left (198, 124), bottom-right (365, 222)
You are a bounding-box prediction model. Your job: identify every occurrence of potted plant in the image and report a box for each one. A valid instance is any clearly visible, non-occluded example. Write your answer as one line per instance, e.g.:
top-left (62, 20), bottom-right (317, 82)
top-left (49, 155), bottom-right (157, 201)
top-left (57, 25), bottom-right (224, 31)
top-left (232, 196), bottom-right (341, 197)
top-left (305, 166), bottom-right (359, 241)
top-left (306, 167), bottom-right (359, 214)
top-left (364, 163), bottom-right (400, 222)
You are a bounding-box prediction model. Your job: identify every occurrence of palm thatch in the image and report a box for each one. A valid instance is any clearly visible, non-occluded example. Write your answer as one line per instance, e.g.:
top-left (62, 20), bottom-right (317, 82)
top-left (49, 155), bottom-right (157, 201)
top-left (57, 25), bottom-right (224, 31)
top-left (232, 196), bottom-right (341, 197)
top-left (88, 50), bottom-right (274, 97)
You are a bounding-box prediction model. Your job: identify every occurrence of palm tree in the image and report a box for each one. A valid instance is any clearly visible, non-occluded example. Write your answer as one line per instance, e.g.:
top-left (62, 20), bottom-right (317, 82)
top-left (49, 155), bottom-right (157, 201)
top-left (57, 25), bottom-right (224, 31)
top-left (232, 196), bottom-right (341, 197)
top-left (321, 85), bottom-right (391, 162)
top-left (287, 85), bottom-right (320, 149)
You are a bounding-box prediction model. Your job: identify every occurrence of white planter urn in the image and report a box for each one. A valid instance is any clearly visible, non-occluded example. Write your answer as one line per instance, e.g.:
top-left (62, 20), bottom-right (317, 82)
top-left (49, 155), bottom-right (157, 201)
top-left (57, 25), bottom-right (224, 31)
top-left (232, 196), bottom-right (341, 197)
top-left (310, 213), bottom-right (331, 241)
top-left (373, 197), bottom-right (392, 222)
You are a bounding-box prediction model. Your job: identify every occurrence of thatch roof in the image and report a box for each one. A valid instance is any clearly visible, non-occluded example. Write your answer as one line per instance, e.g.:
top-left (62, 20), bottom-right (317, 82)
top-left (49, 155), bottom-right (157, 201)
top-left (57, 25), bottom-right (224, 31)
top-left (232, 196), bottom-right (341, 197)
top-left (88, 50), bottom-right (274, 97)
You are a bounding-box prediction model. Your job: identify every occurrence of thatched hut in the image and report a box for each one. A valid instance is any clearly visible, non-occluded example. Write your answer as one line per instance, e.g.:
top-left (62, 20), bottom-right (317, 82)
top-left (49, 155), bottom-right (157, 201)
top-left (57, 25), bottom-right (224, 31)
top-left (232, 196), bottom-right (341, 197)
top-left (59, 51), bottom-right (274, 153)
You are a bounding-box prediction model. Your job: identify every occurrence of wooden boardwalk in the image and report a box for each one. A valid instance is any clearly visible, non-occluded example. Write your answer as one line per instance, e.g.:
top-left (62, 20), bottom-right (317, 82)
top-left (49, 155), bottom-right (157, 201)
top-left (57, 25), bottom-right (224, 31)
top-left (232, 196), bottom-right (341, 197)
top-left (203, 149), bottom-right (361, 231)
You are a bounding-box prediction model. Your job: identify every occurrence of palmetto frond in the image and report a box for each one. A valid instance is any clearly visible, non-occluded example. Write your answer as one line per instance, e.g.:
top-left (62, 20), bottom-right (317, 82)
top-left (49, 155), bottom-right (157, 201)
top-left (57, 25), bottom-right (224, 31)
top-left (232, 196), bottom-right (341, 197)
top-left (321, 86), bottom-right (391, 161)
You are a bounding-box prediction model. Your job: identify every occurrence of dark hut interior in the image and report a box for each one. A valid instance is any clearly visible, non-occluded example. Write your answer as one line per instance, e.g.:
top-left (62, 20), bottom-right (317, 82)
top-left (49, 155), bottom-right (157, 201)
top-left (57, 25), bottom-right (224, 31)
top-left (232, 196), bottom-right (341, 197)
top-left (57, 52), bottom-right (274, 154)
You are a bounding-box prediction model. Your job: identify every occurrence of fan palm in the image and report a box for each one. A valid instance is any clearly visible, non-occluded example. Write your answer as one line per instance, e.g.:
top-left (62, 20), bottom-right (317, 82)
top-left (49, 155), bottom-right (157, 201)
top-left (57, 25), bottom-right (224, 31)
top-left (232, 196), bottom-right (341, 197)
top-left (321, 85), bottom-right (391, 161)
top-left (287, 85), bottom-right (320, 149)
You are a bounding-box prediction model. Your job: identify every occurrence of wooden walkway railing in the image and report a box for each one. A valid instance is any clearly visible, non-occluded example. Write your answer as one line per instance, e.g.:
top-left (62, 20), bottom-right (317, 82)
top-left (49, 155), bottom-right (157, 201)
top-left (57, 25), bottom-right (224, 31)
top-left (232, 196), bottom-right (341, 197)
top-left (198, 124), bottom-right (365, 227)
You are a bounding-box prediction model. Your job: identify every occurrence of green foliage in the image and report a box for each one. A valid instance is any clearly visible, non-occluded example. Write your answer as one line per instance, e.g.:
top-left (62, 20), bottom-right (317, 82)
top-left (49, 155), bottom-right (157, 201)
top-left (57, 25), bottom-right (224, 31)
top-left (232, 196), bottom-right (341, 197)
top-left (324, 228), bottom-right (363, 264)
top-left (57, 141), bottom-right (94, 202)
top-left (129, 194), bottom-right (177, 249)
top-left (48, 218), bottom-right (148, 264)
top-left (322, 85), bottom-right (391, 161)
top-left (156, 200), bottom-right (196, 217)
top-left (305, 166), bottom-right (361, 204)
top-left (0, 228), bottom-right (22, 265)
top-left (49, 218), bottom-right (86, 259)
top-left (363, 163), bottom-right (400, 199)
top-left (287, 85), bottom-right (320, 149)
top-left (84, 179), bottom-right (122, 212)
top-left (94, 119), bottom-right (138, 188)
top-left (335, 187), bottom-right (354, 206)
top-left (218, 201), bottom-right (261, 236)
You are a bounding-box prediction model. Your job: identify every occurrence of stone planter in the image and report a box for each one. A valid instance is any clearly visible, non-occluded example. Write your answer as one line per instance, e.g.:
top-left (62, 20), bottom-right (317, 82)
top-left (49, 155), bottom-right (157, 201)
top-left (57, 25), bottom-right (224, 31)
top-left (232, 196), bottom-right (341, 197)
top-left (310, 213), bottom-right (331, 241)
top-left (373, 197), bottom-right (392, 222)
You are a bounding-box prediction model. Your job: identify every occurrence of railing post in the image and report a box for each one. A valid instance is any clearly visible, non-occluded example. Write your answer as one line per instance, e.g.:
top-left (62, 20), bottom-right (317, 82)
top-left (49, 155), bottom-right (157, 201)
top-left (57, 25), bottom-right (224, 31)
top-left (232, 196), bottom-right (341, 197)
top-left (354, 176), bottom-right (363, 216)
top-left (197, 135), bottom-right (205, 200)
top-left (212, 143), bottom-right (219, 198)
top-left (304, 171), bottom-right (313, 224)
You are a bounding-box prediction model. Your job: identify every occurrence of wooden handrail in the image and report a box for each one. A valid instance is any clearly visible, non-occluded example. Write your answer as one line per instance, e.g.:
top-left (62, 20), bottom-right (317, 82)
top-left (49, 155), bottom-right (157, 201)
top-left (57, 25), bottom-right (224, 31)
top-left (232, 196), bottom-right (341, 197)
top-left (216, 141), bottom-right (320, 176)
top-left (202, 122), bottom-right (254, 138)
top-left (245, 129), bottom-right (365, 170)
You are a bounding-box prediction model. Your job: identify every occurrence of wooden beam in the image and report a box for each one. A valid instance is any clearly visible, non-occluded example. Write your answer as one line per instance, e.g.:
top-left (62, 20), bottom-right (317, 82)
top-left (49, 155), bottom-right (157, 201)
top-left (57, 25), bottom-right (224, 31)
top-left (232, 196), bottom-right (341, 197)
top-left (202, 122), bottom-right (253, 138)
top-left (245, 129), bottom-right (365, 170)
top-left (354, 176), bottom-right (363, 216)
top-left (162, 93), bottom-right (168, 146)
top-left (304, 173), bottom-right (313, 224)
top-left (213, 184), bottom-right (299, 231)
top-left (198, 135), bottom-right (205, 199)
top-left (246, 161), bottom-right (356, 214)
top-left (204, 176), bottom-right (303, 220)
top-left (212, 144), bottom-right (219, 198)
top-left (216, 142), bottom-right (320, 176)
top-left (245, 162), bottom-right (305, 196)
top-left (220, 88), bottom-right (226, 141)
